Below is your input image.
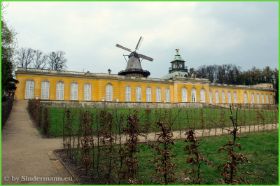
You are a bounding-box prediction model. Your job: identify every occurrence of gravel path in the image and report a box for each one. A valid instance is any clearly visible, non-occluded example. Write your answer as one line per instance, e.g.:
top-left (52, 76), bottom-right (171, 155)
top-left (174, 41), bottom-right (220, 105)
top-left (2, 100), bottom-right (73, 184)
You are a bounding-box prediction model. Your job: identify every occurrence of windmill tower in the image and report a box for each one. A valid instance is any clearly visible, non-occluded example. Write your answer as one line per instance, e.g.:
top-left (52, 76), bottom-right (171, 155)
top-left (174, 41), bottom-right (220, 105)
top-left (116, 36), bottom-right (153, 78)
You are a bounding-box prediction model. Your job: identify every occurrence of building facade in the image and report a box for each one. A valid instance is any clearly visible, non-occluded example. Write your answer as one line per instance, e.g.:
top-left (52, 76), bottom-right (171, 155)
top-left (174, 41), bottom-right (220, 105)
top-left (15, 51), bottom-right (275, 105)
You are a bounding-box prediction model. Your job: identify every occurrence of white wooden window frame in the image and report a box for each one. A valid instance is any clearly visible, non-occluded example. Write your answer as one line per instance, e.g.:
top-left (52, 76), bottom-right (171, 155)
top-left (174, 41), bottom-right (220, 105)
top-left (105, 84), bottom-right (113, 101)
top-left (156, 88), bottom-right (161, 102)
top-left (25, 80), bottom-right (35, 99)
top-left (84, 83), bottom-right (91, 101)
top-left (71, 83), bottom-right (78, 100)
top-left (251, 94), bottom-right (254, 104)
top-left (215, 91), bottom-right (219, 104)
top-left (244, 93), bottom-right (248, 104)
top-left (41, 81), bottom-right (49, 100)
top-left (191, 88), bottom-right (196, 102)
top-left (227, 92), bottom-right (231, 104)
top-left (233, 92), bottom-right (237, 104)
top-left (165, 88), bottom-right (170, 103)
top-left (181, 88), bottom-right (187, 102)
top-left (136, 87), bottom-right (141, 102)
top-left (56, 82), bottom-right (64, 100)
top-left (146, 87), bottom-right (152, 102)
top-left (209, 91), bottom-right (213, 104)
top-left (125, 86), bottom-right (131, 102)
top-left (200, 89), bottom-right (206, 103)
top-left (222, 91), bottom-right (226, 104)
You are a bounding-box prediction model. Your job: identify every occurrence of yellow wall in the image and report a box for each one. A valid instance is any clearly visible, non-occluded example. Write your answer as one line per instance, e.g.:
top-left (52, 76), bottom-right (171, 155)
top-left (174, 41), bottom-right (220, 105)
top-left (15, 72), bottom-right (275, 104)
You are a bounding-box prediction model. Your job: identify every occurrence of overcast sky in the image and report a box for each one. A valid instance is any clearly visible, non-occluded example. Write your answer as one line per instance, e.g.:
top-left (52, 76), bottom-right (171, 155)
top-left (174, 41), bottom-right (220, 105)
top-left (3, 2), bottom-right (278, 77)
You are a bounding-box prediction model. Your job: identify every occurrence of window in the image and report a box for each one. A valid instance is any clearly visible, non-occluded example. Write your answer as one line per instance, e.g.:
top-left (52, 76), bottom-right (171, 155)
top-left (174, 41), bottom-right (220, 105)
top-left (209, 91), bottom-right (213, 104)
top-left (165, 88), bottom-right (170, 103)
top-left (125, 86), bottom-right (131, 102)
top-left (56, 81), bottom-right (64, 100)
top-left (200, 89), bottom-right (206, 103)
top-left (146, 87), bottom-right (152, 102)
top-left (270, 95), bottom-right (273, 104)
top-left (222, 91), bottom-right (226, 104)
top-left (227, 92), bottom-right (231, 104)
top-left (105, 84), bottom-right (113, 101)
top-left (266, 95), bottom-right (269, 104)
top-left (261, 95), bottom-right (264, 104)
top-left (181, 88), bottom-right (187, 102)
top-left (233, 92), bottom-right (237, 104)
top-left (41, 81), bottom-right (49, 100)
top-left (156, 88), bottom-right (161, 102)
top-left (244, 93), bottom-right (248, 104)
top-left (71, 82), bottom-right (78, 100)
top-left (191, 88), bottom-right (196, 102)
top-left (84, 83), bottom-right (91, 101)
top-left (257, 94), bottom-right (260, 104)
top-left (251, 93), bottom-right (254, 104)
top-left (136, 87), bottom-right (141, 102)
top-left (215, 91), bottom-right (219, 104)
top-left (25, 80), bottom-right (34, 99)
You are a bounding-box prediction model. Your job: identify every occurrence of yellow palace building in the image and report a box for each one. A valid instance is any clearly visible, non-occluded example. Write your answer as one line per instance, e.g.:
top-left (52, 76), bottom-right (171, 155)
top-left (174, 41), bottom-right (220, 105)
top-left (15, 50), bottom-right (275, 105)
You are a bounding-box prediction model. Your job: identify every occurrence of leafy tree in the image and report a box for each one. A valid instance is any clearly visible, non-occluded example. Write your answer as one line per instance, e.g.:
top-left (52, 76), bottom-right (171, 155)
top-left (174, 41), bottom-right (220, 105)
top-left (1, 19), bottom-right (18, 97)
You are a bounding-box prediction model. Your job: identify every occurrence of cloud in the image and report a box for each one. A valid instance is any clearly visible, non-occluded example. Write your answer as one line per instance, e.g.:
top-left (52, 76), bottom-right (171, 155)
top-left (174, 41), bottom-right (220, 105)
top-left (3, 2), bottom-right (278, 77)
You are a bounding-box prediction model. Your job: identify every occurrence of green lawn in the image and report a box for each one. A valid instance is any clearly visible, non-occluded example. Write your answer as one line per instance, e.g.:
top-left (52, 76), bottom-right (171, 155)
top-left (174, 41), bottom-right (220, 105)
top-left (137, 130), bottom-right (278, 184)
top-left (65, 130), bottom-right (278, 184)
top-left (43, 106), bottom-right (277, 137)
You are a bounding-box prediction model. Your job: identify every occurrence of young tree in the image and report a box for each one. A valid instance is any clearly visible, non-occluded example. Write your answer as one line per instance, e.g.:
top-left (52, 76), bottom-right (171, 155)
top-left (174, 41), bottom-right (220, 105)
top-left (47, 51), bottom-right (67, 71)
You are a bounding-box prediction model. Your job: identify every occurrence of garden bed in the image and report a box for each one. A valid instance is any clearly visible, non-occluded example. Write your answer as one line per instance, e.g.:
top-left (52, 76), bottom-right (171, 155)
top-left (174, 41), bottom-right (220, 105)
top-left (55, 131), bottom-right (278, 184)
top-left (28, 100), bottom-right (278, 137)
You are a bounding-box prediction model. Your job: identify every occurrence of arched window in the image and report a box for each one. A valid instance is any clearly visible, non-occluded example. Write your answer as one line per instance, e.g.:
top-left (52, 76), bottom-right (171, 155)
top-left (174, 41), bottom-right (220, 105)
top-left (244, 92), bottom-right (248, 104)
top-left (233, 92), bottom-right (237, 104)
top-left (165, 88), bottom-right (170, 103)
top-left (222, 91), bottom-right (226, 104)
top-left (215, 91), bottom-right (219, 104)
top-left (71, 82), bottom-right (78, 100)
top-left (181, 88), bottom-right (187, 102)
top-left (270, 95), bottom-right (273, 104)
top-left (84, 83), bottom-right (91, 101)
top-left (136, 87), bottom-right (141, 102)
top-left (209, 91), bottom-right (213, 104)
top-left (125, 86), bottom-right (131, 102)
top-left (227, 91), bottom-right (231, 104)
top-left (56, 81), bottom-right (64, 100)
top-left (105, 84), bottom-right (113, 101)
top-left (266, 95), bottom-right (269, 104)
top-left (41, 81), bottom-right (49, 100)
top-left (261, 95), bottom-right (264, 104)
top-left (200, 89), bottom-right (205, 103)
top-left (256, 94), bottom-right (260, 104)
top-left (146, 87), bottom-right (152, 102)
top-left (25, 80), bottom-right (34, 99)
top-left (156, 88), bottom-right (161, 102)
top-left (251, 93), bottom-right (254, 104)
top-left (191, 88), bottom-right (196, 102)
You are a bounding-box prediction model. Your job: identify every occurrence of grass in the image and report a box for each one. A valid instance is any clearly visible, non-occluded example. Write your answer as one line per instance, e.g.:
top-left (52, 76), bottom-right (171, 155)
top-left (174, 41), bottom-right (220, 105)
top-left (137, 131), bottom-right (278, 184)
top-left (44, 106), bottom-right (277, 137)
top-left (66, 130), bottom-right (278, 184)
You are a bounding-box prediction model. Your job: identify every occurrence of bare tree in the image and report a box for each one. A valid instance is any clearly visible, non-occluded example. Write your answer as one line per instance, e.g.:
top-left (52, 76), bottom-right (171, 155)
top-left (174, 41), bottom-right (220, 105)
top-left (47, 51), bottom-right (67, 71)
top-left (16, 48), bottom-right (35, 69)
top-left (33, 50), bottom-right (47, 69)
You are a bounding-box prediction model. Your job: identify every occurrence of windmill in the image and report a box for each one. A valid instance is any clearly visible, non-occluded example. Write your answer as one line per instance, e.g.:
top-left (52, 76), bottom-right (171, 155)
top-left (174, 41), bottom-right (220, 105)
top-left (116, 36), bottom-right (153, 78)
